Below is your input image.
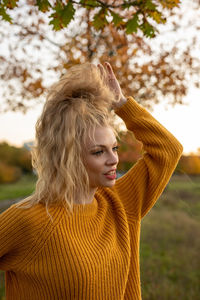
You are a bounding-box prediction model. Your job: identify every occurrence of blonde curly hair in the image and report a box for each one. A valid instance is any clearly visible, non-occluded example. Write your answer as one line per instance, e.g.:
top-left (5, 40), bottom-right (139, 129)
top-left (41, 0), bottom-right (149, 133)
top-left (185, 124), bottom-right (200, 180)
top-left (20, 63), bottom-right (117, 214)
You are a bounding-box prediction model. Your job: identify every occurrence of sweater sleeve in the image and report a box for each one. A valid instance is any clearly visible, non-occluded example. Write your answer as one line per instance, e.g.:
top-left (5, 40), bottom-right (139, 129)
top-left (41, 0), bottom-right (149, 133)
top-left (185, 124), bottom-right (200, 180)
top-left (0, 206), bottom-right (23, 269)
top-left (0, 203), bottom-right (53, 271)
top-left (113, 97), bottom-right (183, 221)
top-left (0, 204), bottom-right (35, 270)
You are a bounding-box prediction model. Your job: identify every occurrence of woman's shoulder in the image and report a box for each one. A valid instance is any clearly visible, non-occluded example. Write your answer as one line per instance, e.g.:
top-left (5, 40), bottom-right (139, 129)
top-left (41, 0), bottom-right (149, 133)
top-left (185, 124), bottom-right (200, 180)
top-left (0, 200), bottom-right (58, 267)
top-left (0, 199), bottom-right (49, 231)
top-left (2, 199), bottom-right (42, 215)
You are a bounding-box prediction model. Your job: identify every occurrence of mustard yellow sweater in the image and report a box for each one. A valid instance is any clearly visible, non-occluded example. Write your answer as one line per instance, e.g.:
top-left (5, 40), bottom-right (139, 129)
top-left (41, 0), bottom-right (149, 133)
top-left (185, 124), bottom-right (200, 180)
top-left (0, 97), bottom-right (183, 300)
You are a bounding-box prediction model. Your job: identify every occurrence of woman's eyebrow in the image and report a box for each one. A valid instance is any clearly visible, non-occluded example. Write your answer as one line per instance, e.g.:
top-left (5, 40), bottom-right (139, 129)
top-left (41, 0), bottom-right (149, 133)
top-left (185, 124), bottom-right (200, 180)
top-left (90, 141), bottom-right (118, 149)
top-left (90, 145), bottom-right (106, 149)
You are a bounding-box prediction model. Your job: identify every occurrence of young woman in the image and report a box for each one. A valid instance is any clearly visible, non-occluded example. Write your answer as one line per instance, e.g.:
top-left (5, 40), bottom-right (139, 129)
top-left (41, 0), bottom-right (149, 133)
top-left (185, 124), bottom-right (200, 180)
top-left (0, 62), bottom-right (183, 299)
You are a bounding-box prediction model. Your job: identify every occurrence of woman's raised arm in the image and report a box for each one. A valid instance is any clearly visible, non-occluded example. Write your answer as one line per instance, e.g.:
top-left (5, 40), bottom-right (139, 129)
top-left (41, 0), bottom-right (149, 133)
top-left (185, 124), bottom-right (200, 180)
top-left (113, 97), bottom-right (183, 221)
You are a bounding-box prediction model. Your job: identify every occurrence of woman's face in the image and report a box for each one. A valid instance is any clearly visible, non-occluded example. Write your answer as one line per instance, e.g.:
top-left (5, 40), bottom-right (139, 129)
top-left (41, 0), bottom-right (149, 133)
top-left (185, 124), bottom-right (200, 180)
top-left (83, 126), bottom-right (119, 191)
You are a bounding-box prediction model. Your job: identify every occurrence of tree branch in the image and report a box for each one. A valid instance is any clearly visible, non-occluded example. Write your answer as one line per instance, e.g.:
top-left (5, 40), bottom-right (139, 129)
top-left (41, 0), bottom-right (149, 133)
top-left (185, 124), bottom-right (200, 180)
top-left (12, 22), bottom-right (63, 47)
top-left (71, 0), bottom-right (139, 9)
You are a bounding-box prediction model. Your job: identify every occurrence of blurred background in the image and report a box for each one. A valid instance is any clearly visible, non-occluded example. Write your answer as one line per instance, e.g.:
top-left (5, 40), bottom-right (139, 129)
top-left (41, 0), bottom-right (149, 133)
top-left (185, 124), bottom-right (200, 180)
top-left (0, 0), bottom-right (200, 299)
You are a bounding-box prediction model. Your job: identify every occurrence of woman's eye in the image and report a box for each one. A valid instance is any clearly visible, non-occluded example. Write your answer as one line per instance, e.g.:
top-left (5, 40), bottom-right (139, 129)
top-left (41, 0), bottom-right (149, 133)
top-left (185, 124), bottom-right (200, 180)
top-left (92, 146), bottom-right (119, 156)
top-left (92, 150), bottom-right (103, 156)
top-left (113, 146), bottom-right (119, 152)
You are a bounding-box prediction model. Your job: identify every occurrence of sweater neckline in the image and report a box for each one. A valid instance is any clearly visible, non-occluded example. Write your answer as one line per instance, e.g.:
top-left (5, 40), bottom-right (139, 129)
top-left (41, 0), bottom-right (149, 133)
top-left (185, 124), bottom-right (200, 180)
top-left (71, 196), bottom-right (98, 217)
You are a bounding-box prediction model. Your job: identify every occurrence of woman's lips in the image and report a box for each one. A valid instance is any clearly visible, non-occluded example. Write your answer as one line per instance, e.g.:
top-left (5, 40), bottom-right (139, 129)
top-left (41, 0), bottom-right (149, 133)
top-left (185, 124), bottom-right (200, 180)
top-left (104, 171), bottom-right (117, 180)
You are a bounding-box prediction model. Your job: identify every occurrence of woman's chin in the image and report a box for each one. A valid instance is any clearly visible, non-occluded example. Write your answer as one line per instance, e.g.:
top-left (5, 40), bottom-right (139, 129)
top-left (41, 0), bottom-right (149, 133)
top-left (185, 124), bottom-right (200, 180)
top-left (90, 178), bottom-right (116, 189)
top-left (103, 179), bottom-right (116, 187)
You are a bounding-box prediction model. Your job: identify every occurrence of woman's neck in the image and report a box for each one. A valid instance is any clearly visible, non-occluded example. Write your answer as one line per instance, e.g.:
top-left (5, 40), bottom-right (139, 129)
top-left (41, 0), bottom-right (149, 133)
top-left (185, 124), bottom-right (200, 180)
top-left (74, 188), bottom-right (97, 205)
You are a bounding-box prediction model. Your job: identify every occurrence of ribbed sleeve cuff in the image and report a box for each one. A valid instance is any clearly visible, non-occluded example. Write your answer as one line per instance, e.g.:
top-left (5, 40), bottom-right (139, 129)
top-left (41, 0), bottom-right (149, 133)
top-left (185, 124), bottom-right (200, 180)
top-left (115, 97), bottom-right (146, 121)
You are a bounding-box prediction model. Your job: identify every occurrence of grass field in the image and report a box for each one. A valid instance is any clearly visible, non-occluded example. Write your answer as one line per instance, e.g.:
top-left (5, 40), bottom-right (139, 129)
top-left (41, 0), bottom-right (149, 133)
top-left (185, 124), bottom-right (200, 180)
top-left (0, 174), bottom-right (200, 299)
top-left (0, 174), bottom-right (36, 201)
top-left (140, 174), bottom-right (200, 299)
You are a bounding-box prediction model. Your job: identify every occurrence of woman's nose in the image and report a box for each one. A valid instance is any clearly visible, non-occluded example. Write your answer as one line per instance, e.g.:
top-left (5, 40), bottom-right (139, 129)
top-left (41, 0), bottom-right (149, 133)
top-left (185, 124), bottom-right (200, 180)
top-left (106, 152), bottom-right (119, 165)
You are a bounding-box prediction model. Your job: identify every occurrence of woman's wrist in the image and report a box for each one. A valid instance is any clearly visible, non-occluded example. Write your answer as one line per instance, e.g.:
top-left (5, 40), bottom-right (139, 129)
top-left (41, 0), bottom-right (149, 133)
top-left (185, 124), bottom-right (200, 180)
top-left (114, 95), bottom-right (127, 109)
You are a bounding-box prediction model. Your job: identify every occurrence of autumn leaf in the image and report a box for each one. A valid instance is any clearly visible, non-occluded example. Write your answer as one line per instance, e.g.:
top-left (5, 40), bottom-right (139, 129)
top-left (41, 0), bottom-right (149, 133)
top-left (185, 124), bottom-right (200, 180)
top-left (126, 14), bottom-right (139, 34)
top-left (0, 6), bottom-right (12, 22)
top-left (36, 0), bottom-right (51, 13)
top-left (140, 21), bottom-right (157, 38)
top-left (159, 0), bottom-right (180, 9)
top-left (61, 2), bottom-right (75, 27)
top-left (80, 0), bottom-right (98, 9)
top-left (49, 1), bottom-right (75, 30)
top-left (144, 0), bottom-right (156, 10)
top-left (3, 0), bottom-right (18, 9)
top-left (93, 8), bottom-right (108, 30)
top-left (110, 10), bottom-right (123, 26)
top-left (149, 11), bottom-right (166, 24)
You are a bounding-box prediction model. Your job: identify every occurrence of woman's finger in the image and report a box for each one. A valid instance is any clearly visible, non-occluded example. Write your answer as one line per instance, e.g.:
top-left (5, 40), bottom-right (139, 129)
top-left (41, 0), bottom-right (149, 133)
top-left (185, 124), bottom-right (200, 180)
top-left (97, 63), bottom-right (107, 82)
top-left (104, 62), bottom-right (115, 78)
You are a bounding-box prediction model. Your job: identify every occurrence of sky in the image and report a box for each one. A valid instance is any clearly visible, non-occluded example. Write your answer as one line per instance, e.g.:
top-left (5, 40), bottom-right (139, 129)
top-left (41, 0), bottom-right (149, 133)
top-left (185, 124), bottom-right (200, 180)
top-left (0, 86), bottom-right (200, 155)
top-left (152, 88), bottom-right (200, 154)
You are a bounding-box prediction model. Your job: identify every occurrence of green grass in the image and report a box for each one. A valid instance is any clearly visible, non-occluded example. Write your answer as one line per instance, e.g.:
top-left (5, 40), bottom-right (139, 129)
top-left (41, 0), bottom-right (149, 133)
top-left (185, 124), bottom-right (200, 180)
top-left (167, 174), bottom-right (200, 196)
top-left (140, 174), bottom-right (200, 300)
top-left (0, 174), bottom-right (200, 299)
top-left (0, 174), bottom-right (37, 201)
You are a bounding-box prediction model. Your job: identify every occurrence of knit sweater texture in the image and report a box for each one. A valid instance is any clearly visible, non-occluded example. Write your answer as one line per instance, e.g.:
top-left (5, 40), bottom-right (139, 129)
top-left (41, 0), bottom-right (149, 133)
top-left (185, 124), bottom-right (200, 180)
top-left (0, 97), bottom-right (183, 300)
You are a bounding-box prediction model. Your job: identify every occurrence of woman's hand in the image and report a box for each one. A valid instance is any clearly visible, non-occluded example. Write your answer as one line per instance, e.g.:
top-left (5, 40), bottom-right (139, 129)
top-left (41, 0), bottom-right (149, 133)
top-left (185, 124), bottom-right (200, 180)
top-left (97, 62), bottom-right (127, 109)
